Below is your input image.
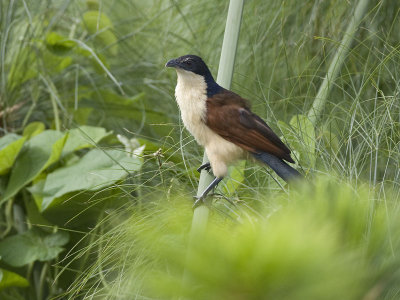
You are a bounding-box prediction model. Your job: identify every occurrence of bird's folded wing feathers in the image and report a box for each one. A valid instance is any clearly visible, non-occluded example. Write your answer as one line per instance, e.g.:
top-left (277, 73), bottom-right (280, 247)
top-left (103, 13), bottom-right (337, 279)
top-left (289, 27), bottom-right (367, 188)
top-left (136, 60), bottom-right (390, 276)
top-left (206, 91), bottom-right (294, 163)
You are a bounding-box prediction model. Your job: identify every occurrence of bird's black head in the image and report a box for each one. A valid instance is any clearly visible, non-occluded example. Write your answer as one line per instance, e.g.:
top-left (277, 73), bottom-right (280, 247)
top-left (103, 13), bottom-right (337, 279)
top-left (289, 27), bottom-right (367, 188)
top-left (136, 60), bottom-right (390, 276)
top-left (166, 54), bottom-right (221, 97)
top-left (165, 55), bottom-right (212, 77)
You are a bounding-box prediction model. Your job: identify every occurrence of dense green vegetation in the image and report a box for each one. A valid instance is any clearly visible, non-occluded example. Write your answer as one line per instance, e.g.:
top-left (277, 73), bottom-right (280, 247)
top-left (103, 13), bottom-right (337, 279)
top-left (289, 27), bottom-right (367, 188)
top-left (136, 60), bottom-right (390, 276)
top-left (0, 0), bottom-right (399, 299)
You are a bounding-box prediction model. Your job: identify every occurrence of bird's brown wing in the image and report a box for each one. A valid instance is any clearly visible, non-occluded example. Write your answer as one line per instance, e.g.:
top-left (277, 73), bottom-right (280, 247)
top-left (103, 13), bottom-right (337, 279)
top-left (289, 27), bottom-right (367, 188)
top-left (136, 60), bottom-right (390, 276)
top-left (206, 91), bottom-right (294, 163)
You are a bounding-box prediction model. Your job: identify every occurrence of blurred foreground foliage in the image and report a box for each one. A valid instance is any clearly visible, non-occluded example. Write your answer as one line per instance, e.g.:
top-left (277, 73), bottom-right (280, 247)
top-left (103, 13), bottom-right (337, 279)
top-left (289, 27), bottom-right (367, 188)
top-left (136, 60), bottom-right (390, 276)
top-left (66, 177), bottom-right (400, 300)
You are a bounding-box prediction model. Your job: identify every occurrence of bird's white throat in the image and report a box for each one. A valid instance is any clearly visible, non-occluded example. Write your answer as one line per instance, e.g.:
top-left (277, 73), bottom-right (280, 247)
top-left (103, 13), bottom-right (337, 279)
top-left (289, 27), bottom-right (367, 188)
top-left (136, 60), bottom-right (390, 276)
top-left (174, 68), bottom-right (243, 177)
top-left (174, 69), bottom-right (208, 141)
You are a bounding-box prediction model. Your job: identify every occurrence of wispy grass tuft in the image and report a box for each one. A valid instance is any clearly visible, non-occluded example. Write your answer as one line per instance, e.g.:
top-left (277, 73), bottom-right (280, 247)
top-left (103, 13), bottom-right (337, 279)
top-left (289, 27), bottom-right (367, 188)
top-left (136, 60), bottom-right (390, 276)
top-left (64, 176), bottom-right (400, 299)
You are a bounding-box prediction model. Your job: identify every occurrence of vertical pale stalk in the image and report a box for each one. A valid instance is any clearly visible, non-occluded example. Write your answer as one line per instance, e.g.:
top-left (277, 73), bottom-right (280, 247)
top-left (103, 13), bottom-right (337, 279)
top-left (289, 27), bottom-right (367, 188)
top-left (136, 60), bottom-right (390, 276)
top-left (193, 0), bottom-right (244, 220)
top-left (196, 0), bottom-right (244, 201)
top-left (183, 0), bottom-right (244, 289)
top-left (307, 0), bottom-right (370, 125)
top-left (191, 0), bottom-right (244, 227)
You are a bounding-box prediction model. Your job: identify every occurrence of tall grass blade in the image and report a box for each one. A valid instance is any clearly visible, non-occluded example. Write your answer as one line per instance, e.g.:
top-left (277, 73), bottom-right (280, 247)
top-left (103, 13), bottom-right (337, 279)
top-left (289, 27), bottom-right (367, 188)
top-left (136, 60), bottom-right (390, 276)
top-left (307, 0), bottom-right (371, 125)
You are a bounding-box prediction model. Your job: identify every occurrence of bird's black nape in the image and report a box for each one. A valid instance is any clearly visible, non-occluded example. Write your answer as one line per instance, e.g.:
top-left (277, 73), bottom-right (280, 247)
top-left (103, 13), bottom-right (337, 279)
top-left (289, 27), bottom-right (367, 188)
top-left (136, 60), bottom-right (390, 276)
top-left (165, 54), bottom-right (222, 97)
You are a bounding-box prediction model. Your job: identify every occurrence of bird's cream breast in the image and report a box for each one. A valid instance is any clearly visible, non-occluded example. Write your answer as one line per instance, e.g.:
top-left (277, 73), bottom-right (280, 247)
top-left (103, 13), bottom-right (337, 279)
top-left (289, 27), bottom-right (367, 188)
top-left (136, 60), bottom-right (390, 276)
top-left (174, 69), bottom-right (209, 146)
top-left (174, 69), bottom-right (243, 177)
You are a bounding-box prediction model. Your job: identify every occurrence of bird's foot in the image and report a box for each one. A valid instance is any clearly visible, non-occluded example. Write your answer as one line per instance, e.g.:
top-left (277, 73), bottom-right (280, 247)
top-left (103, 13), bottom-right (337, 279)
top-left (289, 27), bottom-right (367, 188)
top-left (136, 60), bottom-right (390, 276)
top-left (193, 195), bottom-right (208, 208)
top-left (197, 162), bottom-right (211, 173)
top-left (193, 177), bottom-right (223, 208)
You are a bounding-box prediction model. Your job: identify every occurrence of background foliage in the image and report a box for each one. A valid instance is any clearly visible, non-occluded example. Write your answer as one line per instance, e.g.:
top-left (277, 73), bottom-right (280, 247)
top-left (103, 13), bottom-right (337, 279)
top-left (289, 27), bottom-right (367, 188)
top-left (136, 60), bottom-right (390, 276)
top-left (0, 0), bottom-right (399, 299)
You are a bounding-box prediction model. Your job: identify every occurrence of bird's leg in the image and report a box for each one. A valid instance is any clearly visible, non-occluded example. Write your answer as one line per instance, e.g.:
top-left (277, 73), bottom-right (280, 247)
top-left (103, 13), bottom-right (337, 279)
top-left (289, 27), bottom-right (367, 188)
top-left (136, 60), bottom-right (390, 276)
top-left (193, 177), bottom-right (223, 207)
top-left (197, 162), bottom-right (211, 173)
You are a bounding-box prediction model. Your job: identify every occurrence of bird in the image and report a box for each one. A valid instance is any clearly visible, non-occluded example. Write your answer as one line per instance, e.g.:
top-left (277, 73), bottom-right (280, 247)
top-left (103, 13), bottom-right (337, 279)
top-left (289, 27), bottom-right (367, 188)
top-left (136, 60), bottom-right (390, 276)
top-left (165, 54), bottom-right (301, 204)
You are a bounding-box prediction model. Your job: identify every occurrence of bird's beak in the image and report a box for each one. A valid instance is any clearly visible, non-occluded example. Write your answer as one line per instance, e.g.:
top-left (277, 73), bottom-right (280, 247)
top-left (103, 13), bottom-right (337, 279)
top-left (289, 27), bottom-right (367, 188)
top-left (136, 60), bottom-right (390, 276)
top-left (165, 58), bottom-right (178, 68)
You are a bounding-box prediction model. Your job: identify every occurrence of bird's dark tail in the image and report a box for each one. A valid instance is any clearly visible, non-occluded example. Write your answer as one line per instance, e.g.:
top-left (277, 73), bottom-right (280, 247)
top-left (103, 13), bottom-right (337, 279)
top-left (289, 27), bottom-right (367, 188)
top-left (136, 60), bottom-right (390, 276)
top-left (253, 152), bottom-right (302, 183)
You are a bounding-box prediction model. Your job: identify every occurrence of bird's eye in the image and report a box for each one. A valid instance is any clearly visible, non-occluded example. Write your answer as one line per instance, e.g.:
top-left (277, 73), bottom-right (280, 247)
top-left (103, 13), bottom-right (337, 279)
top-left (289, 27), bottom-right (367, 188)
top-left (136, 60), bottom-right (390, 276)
top-left (184, 59), bottom-right (192, 65)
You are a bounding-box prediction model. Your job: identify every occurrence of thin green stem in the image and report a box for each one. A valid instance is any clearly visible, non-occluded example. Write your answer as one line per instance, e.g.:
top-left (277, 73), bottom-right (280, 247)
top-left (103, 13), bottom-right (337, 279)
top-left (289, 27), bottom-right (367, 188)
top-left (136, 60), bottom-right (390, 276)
top-left (1, 199), bottom-right (14, 239)
top-left (38, 263), bottom-right (48, 300)
top-left (39, 74), bottom-right (61, 131)
top-left (307, 0), bottom-right (371, 125)
top-left (50, 93), bottom-right (60, 131)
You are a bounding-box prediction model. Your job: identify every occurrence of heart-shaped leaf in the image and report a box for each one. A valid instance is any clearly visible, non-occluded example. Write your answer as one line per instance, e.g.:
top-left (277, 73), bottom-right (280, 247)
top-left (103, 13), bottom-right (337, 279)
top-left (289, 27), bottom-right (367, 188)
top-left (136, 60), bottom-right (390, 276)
top-left (30, 148), bottom-right (143, 211)
top-left (22, 122), bottom-right (45, 138)
top-left (83, 11), bottom-right (118, 55)
top-left (0, 134), bottom-right (20, 149)
top-left (61, 125), bottom-right (112, 157)
top-left (1, 130), bottom-right (68, 204)
top-left (46, 32), bottom-right (76, 55)
top-left (0, 229), bottom-right (69, 267)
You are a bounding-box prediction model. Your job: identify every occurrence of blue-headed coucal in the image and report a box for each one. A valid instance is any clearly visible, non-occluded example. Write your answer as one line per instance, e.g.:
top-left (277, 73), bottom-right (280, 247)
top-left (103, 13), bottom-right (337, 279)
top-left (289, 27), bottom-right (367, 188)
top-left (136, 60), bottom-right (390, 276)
top-left (166, 54), bottom-right (301, 203)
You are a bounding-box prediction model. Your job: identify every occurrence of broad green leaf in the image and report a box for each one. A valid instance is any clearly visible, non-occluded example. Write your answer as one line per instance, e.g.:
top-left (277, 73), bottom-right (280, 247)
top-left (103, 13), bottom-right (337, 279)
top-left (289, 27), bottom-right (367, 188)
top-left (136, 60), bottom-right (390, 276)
top-left (0, 134), bottom-right (20, 150)
top-left (31, 149), bottom-right (143, 211)
top-left (91, 90), bottom-right (145, 117)
top-left (83, 11), bottom-right (112, 33)
top-left (223, 161), bottom-right (246, 196)
top-left (24, 197), bottom-right (53, 228)
top-left (71, 107), bottom-right (93, 125)
top-left (43, 133), bottom-right (68, 170)
top-left (42, 32), bottom-right (75, 72)
top-left (1, 131), bottom-right (68, 204)
top-left (0, 135), bottom-right (27, 175)
top-left (28, 178), bottom-right (46, 210)
top-left (43, 50), bottom-right (73, 73)
top-left (83, 11), bottom-right (118, 55)
top-left (86, 0), bottom-right (99, 10)
top-left (23, 122), bottom-right (45, 138)
top-left (0, 268), bottom-right (29, 290)
top-left (61, 125), bottom-right (112, 157)
top-left (45, 32), bottom-right (76, 55)
top-left (0, 229), bottom-right (69, 267)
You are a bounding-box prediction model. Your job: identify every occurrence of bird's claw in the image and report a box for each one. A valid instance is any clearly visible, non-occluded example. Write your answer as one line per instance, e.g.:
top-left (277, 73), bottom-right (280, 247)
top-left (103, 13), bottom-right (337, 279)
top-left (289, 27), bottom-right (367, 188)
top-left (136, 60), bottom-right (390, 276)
top-left (197, 162), bottom-right (211, 173)
top-left (192, 177), bottom-right (223, 208)
top-left (193, 195), bottom-right (206, 208)
top-left (193, 193), bottom-right (214, 207)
